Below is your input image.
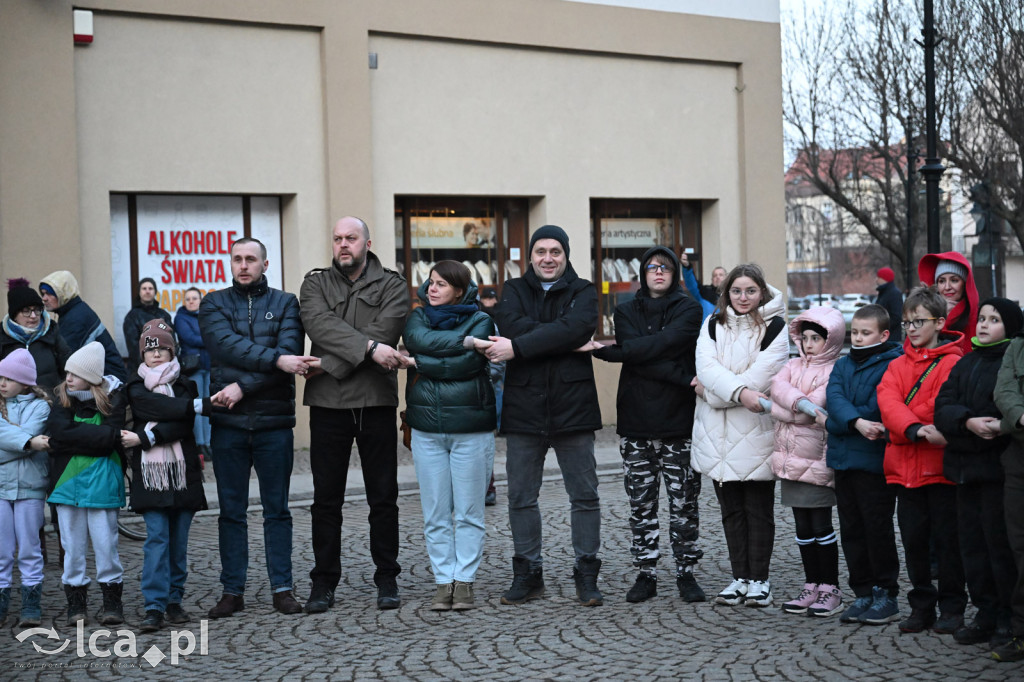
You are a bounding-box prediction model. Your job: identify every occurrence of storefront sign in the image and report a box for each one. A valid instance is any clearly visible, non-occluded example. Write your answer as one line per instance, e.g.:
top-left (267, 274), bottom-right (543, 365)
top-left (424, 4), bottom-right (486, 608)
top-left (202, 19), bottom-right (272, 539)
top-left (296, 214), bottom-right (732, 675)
top-left (410, 216), bottom-right (496, 249)
top-left (599, 218), bottom-right (669, 248)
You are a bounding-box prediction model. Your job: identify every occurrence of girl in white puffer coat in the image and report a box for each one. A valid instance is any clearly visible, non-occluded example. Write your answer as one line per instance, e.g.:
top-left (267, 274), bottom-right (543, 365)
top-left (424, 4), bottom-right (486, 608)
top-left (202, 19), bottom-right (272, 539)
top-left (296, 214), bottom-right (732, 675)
top-left (768, 306), bottom-right (846, 618)
top-left (692, 264), bottom-right (789, 609)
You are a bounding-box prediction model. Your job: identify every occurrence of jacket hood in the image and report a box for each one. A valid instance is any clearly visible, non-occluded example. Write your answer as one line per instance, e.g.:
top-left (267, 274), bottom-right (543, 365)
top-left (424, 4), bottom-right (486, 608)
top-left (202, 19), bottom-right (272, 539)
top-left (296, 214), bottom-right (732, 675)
top-left (790, 305), bottom-right (846, 364)
top-left (40, 270), bottom-right (80, 308)
top-left (638, 246), bottom-right (681, 298)
top-left (902, 329), bottom-right (965, 361)
top-left (416, 275), bottom-right (479, 306)
top-left (918, 251), bottom-right (979, 315)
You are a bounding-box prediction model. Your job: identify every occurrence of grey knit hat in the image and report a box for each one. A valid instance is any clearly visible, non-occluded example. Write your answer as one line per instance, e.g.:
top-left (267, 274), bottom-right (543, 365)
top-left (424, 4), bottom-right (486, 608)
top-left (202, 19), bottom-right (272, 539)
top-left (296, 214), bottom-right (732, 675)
top-left (934, 259), bottom-right (968, 281)
top-left (65, 341), bottom-right (105, 386)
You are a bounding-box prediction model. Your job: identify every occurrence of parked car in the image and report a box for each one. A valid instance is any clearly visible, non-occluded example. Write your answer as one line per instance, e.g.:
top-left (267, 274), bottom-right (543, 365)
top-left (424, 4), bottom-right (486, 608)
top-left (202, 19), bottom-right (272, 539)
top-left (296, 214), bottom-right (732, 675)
top-left (839, 293), bottom-right (872, 323)
top-left (803, 293), bottom-right (840, 309)
top-left (788, 295), bottom-right (809, 312)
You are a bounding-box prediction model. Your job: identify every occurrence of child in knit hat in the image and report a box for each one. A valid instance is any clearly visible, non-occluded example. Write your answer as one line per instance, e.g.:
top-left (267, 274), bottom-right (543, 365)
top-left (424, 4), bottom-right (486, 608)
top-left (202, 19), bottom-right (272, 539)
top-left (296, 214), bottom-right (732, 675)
top-left (46, 341), bottom-right (128, 627)
top-left (121, 320), bottom-right (208, 632)
top-left (937, 297), bottom-right (1024, 655)
top-left (0, 349), bottom-right (51, 627)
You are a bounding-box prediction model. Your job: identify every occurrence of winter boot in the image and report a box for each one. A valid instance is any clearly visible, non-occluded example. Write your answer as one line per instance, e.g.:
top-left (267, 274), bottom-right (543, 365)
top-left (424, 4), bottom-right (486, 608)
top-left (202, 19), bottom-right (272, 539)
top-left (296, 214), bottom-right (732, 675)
top-left (97, 582), bottom-right (124, 625)
top-left (0, 587), bottom-right (10, 625)
top-left (64, 584), bottom-right (88, 627)
top-left (500, 557), bottom-right (544, 605)
top-left (573, 557), bottom-right (604, 607)
top-left (18, 583), bottom-right (43, 627)
top-left (676, 571), bottom-right (707, 603)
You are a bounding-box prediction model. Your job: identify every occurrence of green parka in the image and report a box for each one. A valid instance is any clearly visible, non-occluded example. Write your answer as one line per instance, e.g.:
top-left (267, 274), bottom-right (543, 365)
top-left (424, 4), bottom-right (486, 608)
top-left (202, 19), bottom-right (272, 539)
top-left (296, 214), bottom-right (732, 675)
top-left (403, 280), bottom-right (496, 434)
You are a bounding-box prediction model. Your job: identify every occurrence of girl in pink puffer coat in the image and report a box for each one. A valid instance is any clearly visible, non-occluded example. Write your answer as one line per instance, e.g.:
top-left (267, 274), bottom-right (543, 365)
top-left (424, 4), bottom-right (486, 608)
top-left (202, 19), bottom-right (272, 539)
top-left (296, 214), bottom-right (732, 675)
top-left (768, 305), bottom-right (846, 619)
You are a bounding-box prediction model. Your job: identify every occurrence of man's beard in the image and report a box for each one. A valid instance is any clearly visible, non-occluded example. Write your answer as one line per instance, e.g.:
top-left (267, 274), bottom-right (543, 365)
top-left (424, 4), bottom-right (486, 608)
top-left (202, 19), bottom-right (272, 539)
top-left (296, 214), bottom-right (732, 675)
top-left (336, 251), bottom-right (366, 276)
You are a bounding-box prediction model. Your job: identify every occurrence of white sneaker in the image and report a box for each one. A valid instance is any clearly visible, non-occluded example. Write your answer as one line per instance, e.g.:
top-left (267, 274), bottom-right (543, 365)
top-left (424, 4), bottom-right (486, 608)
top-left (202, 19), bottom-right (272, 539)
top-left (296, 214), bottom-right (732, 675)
top-left (715, 578), bottom-right (748, 606)
top-left (745, 580), bottom-right (773, 607)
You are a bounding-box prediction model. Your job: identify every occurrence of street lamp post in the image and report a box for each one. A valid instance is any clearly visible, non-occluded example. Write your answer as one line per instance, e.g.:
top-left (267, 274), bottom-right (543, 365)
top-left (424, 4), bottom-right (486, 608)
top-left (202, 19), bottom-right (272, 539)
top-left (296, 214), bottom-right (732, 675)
top-left (920, 0), bottom-right (944, 254)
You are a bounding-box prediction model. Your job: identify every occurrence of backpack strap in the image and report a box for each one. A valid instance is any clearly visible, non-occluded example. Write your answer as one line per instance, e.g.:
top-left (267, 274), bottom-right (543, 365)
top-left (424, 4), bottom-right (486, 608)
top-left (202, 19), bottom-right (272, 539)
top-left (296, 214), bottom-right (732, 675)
top-left (904, 358), bottom-right (943, 406)
top-left (708, 315), bottom-right (785, 351)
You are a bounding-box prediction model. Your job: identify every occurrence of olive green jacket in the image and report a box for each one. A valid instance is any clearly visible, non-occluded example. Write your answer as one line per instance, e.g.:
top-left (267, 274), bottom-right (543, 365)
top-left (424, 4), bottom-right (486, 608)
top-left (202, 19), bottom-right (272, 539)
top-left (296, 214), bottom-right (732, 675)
top-left (300, 252), bottom-right (409, 409)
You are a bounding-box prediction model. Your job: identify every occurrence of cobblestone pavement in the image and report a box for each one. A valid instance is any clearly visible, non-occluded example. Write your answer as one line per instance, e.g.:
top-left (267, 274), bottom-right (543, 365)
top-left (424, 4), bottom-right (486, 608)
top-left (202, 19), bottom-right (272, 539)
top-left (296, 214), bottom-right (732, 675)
top-left (0, 468), bottom-right (1013, 681)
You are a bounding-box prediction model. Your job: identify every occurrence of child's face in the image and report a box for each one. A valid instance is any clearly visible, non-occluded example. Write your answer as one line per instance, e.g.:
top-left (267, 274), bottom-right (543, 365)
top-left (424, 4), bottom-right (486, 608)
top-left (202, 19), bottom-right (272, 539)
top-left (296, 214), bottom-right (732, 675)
top-left (800, 330), bottom-right (826, 357)
top-left (976, 304), bottom-right (1007, 345)
top-left (65, 372), bottom-right (90, 392)
top-left (728, 276), bottom-right (762, 314)
top-left (850, 318), bottom-right (889, 347)
top-left (902, 305), bottom-right (945, 348)
top-left (0, 376), bottom-right (28, 399)
top-left (144, 347), bottom-right (172, 368)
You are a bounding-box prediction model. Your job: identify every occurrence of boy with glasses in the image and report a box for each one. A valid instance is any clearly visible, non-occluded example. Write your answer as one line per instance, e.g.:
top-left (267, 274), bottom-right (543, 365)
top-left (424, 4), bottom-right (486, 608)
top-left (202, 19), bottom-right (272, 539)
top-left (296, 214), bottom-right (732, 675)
top-left (877, 287), bottom-right (967, 635)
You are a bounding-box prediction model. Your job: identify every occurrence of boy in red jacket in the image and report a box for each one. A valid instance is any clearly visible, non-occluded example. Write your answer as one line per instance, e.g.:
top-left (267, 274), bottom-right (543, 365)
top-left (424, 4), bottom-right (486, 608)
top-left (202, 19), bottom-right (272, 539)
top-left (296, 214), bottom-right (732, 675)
top-left (878, 287), bottom-right (967, 635)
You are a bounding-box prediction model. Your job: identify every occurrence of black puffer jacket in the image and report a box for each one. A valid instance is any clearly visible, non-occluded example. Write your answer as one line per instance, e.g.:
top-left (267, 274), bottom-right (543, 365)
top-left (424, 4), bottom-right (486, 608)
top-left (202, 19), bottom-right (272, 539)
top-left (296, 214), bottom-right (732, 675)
top-left (593, 247), bottom-right (702, 439)
top-left (935, 340), bottom-right (1011, 483)
top-left (495, 262), bottom-right (601, 435)
top-left (0, 316), bottom-right (71, 394)
top-left (198, 276), bottom-right (304, 431)
top-left (125, 374), bottom-right (208, 513)
top-left (875, 280), bottom-right (904, 343)
top-left (123, 301), bottom-right (174, 370)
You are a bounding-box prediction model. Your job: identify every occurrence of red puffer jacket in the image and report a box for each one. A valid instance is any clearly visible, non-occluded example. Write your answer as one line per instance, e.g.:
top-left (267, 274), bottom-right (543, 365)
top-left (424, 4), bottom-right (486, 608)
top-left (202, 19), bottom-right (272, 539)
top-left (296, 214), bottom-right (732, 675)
top-left (878, 331), bottom-right (964, 488)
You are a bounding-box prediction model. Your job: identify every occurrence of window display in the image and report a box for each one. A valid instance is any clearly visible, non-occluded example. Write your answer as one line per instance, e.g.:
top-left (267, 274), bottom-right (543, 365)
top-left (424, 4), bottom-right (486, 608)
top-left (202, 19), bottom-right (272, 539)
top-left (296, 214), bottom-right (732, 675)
top-left (591, 199), bottom-right (703, 337)
top-left (395, 196), bottom-right (528, 298)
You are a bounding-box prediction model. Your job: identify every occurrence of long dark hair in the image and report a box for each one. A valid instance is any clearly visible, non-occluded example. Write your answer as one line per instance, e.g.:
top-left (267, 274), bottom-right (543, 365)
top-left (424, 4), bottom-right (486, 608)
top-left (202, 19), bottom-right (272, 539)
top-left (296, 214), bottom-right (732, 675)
top-left (713, 263), bottom-right (771, 330)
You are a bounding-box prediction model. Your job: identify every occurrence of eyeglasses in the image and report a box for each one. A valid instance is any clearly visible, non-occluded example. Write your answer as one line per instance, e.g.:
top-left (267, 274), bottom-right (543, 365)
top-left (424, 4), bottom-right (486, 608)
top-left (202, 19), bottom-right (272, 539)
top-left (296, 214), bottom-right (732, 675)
top-left (645, 264), bottom-right (674, 274)
top-left (18, 307), bottom-right (43, 317)
top-left (729, 288), bottom-right (761, 299)
top-left (901, 318), bottom-right (938, 330)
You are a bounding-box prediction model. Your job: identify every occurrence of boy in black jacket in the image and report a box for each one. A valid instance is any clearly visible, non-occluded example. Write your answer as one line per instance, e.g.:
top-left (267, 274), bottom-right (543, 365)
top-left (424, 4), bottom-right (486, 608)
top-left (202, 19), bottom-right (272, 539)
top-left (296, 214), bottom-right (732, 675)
top-left (593, 246), bottom-right (705, 602)
top-left (936, 297), bottom-right (1023, 649)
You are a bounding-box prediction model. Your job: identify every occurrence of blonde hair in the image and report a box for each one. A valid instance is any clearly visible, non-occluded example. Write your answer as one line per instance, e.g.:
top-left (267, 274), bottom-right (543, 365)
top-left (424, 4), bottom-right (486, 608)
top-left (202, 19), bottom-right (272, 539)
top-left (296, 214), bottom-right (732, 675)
top-left (54, 379), bottom-right (112, 416)
top-left (0, 385), bottom-right (52, 421)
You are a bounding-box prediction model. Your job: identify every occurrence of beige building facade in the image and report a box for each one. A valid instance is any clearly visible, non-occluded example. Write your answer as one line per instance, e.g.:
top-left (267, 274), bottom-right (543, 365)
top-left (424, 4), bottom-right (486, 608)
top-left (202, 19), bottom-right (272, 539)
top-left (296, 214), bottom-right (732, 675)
top-left (0, 0), bottom-right (784, 442)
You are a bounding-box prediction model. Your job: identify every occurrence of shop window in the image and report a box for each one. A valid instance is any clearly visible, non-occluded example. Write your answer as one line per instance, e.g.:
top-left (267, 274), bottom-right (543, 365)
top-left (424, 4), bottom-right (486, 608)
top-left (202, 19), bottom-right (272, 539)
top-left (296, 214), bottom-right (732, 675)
top-left (395, 196), bottom-right (528, 300)
top-left (591, 198), bottom-right (703, 338)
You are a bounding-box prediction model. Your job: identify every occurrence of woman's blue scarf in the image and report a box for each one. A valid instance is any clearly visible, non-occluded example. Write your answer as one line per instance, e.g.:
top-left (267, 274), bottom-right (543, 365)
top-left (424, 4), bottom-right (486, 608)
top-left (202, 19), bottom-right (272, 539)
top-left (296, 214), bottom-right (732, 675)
top-left (2, 313), bottom-right (50, 346)
top-left (422, 303), bottom-right (478, 330)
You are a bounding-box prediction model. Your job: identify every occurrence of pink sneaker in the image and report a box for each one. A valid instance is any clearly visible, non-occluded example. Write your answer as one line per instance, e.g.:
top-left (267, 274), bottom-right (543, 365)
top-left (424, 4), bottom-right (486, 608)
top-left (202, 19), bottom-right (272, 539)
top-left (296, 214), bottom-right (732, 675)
top-left (781, 583), bottom-right (819, 614)
top-left (808, 584), bottom-right (843, 617)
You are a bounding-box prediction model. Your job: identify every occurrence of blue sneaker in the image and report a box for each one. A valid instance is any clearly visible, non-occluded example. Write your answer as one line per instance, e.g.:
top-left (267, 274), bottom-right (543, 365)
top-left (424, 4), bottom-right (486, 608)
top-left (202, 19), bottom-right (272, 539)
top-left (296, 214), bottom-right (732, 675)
top-left (839, 595), bottom-right (873, 623)
top-left (860, 586), bottom-right (900, 625)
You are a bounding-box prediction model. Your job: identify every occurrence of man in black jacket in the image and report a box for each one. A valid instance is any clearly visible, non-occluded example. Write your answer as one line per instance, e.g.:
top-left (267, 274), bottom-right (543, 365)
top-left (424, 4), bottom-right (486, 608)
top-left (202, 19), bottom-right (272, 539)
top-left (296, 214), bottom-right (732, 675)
top-left (593, 246), bottom-right (706, 604)
top-left (486, 225), bottom-right (604, 606)
top-left (875, 267), bottom-right (904, 343)
top-left (199, 237), bottom-right (316, 618)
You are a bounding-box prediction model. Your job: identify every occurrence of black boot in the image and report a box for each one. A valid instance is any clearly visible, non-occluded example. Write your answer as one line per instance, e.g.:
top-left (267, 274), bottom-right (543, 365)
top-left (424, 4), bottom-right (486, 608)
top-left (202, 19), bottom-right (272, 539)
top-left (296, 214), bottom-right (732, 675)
top-left (573, 557), bottom-right (604, 607)
top-left (676, 571), bottom-right (707, 603)
top-left (500, 557), bottom-right (544, 605)
top-left (64, 584), bottom-right (88, 627)
top-left (97, 582), bottom-right (124, 625)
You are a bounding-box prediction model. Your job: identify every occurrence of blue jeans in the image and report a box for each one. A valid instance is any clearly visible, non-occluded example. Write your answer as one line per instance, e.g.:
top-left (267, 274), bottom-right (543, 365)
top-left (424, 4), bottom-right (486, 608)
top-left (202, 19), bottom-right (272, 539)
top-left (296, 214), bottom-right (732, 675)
top-left (141, 509), bottom-right (194, 612)
top-left (505, 431), bottom-right (600, 568)
top-left (188, 370), bottom-right (211, 446)
top-left (211, 426), bottom-right (294, 595)
top-left (412, 429), bottom-right (494, 583)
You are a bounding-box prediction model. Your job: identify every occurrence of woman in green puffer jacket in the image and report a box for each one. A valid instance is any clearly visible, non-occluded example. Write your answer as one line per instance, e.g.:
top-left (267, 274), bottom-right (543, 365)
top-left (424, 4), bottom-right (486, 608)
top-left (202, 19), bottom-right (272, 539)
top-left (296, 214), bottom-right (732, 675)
top-left (402, 261), bottom-right (496, 612)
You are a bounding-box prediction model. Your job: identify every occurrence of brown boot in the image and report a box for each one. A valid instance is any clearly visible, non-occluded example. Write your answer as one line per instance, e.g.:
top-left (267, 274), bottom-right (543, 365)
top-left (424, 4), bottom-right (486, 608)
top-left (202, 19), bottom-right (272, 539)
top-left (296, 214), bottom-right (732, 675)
top-left (207, 594), bottom-right (244, 619)
top-left (272, 590), bottom-right (303, 615)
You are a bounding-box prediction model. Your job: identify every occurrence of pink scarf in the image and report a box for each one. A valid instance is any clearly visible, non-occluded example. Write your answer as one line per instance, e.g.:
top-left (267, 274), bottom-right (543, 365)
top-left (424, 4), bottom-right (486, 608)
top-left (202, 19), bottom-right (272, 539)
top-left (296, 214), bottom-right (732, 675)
top-left (136, 359), bottom-right (186, 491)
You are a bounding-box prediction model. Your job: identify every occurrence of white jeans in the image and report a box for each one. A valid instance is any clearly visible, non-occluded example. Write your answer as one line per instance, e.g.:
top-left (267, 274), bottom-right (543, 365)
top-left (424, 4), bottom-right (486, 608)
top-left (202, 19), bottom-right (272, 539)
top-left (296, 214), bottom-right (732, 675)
top-left (56, 506), bottom-right (123, 586)
top-left (411, 429), bottom-right (493, 584)
top-left (0, 498), bottom-right (45, 587)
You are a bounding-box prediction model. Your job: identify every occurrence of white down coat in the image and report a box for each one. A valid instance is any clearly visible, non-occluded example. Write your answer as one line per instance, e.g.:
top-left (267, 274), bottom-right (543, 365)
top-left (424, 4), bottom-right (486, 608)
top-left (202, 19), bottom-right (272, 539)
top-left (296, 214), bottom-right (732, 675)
top-left (692, 285), bottom-right (790, 482)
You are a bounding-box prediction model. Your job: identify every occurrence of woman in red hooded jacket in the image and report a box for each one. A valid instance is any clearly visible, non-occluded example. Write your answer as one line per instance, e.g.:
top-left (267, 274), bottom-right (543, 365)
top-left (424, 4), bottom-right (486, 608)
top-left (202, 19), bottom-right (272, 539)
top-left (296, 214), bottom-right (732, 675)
top-left (918, 252), bottom-right (979, 356)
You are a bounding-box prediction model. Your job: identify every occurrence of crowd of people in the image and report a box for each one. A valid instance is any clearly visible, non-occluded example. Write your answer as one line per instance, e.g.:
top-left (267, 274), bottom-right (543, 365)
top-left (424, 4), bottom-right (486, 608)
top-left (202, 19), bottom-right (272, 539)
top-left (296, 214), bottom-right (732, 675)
top-left (0, 223), bottom-right (1022, 665)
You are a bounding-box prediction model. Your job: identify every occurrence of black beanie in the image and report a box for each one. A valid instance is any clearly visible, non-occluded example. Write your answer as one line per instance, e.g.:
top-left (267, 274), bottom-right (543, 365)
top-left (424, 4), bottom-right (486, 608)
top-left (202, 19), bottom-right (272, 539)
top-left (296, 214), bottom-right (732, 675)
top-left (979, 297), bottom-right (1024, 339)
top-left (529, 225), bottom-right (570, 258)
top-left (801, 320), bottom-right (829, 340)
top-left (8, 285), bottom-right (43, 318)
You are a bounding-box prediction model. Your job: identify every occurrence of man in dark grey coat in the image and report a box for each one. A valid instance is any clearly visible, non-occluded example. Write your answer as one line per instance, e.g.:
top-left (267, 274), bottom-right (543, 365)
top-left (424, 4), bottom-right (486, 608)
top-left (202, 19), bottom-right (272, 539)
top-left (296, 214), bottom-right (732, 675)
top-left (485, 224), bottom-right (604, 607)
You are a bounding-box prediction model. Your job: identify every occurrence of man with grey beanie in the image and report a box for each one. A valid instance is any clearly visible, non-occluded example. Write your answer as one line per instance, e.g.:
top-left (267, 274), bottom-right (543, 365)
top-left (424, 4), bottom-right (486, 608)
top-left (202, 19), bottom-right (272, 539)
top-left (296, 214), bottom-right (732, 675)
top-left (483, 224), bottom-right (604, 607)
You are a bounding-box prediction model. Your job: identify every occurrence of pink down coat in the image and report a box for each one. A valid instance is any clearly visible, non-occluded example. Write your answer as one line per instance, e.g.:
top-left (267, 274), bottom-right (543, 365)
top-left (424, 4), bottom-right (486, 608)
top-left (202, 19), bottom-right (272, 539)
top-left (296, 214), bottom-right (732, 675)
top-left (769, 306), bottom-right (846, 488)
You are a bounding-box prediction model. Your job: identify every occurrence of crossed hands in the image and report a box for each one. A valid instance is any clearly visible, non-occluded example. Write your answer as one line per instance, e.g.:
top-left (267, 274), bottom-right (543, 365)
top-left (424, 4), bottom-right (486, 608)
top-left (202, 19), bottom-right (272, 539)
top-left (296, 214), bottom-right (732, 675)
top-left (854, 419), bottom-right (886, 441)
top-left (966, 416), bottom-right (1002, 440)
top-left (369, 342), bottom-right (415, 371)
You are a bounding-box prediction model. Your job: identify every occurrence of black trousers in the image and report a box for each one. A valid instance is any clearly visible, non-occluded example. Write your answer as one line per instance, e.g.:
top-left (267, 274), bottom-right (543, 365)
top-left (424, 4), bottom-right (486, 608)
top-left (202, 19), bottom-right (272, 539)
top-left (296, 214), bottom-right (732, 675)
top-left (958, 481), bottom-right (1017, 627)
top-left (1002, 442), bottom-right (1024, 636)
top-left (895, 483), bottom-right (966, 615)
top-left (308, 405), bottom-right (400, 588)
top-left (834, 469), bottom-right (900, 598)
top-left (713, 480), bottom-right (775, 581)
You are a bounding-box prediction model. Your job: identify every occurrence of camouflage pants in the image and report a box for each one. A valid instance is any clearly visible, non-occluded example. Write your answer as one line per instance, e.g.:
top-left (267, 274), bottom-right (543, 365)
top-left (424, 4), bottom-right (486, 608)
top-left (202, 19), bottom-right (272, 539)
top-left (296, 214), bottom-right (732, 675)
top-left (621, 437), bottom-right (703, 572)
